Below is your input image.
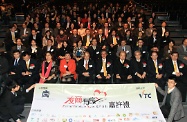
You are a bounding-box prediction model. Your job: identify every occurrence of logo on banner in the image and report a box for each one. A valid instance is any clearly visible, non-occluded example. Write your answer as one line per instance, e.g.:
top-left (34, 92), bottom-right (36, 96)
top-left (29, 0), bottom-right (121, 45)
top-left (139, 90), bottom-right (151, 98)
top-left (42, 90), bottom-right (50, 98)
top-left (64, 89), bottom-right (107, 105)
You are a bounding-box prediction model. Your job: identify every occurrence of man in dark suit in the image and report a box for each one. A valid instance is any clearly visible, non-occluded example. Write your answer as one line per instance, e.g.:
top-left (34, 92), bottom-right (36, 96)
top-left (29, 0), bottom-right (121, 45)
top-left (95, 29), bottom-right (107, 49)
top-left (9, 50), bottom-right (24, 83)
top-left (156, 76), bottom-right (185, 122)
top-left (82, 29), bottom-right (92, 47)
top-left (164, 52), bottom-right (187, 102)
top-left (130, 51), bottom-right (147, 83)
top-left (18, 51), bottom-right (39, 86)
top-left (0, 80), bottom-right (24, 122)
top-left (133, 39), bottom-right (148, 60)
top-left (11, 38), bottom-right (26, 54)
top-left (115, 17), bottom-right (124, 31)
top-left (20, 22), bottom-right (31, 47)
top-left (95, 50), bottom-right (113, 84)
top-left (68, 29), bottom-right (82, 46)
top-left (157, 21), bottom-right (169, 37)
top-left (86, 38), bottom-right (101, 63)
top-left (147, 29), bottom-right (161, 51)
top-left (77, 52), bottom-right (95, 84)
top-left (4, 25), bottom-right (19, 52)
top-left (42, 39), bottom-right (55, 56)
top-left (114, 51), bottom-right (133, 84)
top-left (29, 29), bottom-right (42, 48)
top-left (102, 22), bottom-right (111, 38)
top-left (107, 29), bottom-right (120, 61)
top-left (133, 23), bottom-right (145, 37)
top-left (146, 51), bottom-right (164, 102)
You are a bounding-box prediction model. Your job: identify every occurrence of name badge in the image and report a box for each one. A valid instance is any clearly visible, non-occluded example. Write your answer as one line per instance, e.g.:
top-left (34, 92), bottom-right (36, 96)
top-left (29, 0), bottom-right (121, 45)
top-left (64, 65), bottom-right (67, 68)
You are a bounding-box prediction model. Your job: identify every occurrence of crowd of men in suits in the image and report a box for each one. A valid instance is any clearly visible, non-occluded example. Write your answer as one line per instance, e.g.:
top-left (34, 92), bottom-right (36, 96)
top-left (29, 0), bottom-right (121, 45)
top-left (0, 0), bottom-right (187, 100)
top-left (0, 0), bottom-right (187, 121)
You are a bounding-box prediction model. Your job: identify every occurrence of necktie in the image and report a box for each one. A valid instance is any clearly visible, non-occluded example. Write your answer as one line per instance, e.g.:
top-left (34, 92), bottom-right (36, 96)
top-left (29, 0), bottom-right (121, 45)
top-left (102, 61), bottom-right (107, 77)
top-left (99, 36), bottom-right (102, 43)
top-left (113, 37), bottom-right (117, 45)
top-left (173, 61), bottom-right (178, 73)
top-left (85, 61), bottom-right (89, 70)
top-left (154, 61), bottom-right (158, 74)
top-left (12, 32), bottom-right (16, 42)
top-left (86, 36), bottom-right (90, 46)
top-left (105, 29), bottom-right (108, 37)
top-left (14, 59), bottom-right (18, 66)
top-left (26, 61), bottom-right (29, 69)
top-left (88, 23), bottom-right (90, 29)
top-left (121, 60), bottom-right (124, 64)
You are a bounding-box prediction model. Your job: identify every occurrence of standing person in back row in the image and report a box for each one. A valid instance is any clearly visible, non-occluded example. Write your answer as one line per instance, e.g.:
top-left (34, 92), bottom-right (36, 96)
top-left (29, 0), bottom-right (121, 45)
top-left (155, 76), bottom-right (185, 122)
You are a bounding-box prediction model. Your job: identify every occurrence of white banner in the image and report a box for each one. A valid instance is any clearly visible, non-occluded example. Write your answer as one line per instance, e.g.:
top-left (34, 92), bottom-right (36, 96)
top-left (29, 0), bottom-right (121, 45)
top-left (27, 83), bottom-right (166, 122)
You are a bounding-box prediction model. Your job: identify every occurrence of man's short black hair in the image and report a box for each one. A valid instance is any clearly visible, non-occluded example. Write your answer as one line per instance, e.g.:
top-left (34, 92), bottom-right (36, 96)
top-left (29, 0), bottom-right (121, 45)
top-left (170, 51), bottom-right (179, 56)
top-left (168, 76), bottom-right (177, 83)
top-left (22, 51), bottom-right (31, 57)
top-left (6, 79), bottom-right (18, 91)
top-left (13, 50), bottom-right (20, 54)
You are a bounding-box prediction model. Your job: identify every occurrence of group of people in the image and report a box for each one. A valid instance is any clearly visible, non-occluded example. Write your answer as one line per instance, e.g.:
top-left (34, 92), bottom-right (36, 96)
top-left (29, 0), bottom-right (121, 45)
top-left (0, 0), bottom-right (187, 122)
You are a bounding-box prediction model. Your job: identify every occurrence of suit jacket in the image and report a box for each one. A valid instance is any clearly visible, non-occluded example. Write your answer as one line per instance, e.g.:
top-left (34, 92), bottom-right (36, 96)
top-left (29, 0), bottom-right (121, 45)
top-left (86, 46), bottom-right (101, 62)
top-left (96, 58), bottom-right (113, 76)
top-left (164, 59), bottom-right (186, 79)
top-left (27, 46), bottom-right (43, 60)
top-left (133, 46), bottom-right (148, 60)
top-left (116, 45), bottom-right (132, 60)
top-left (77, 59), bottom-right (95, 77)
top-left (157, 87), bottom-right (185, 122)
top-left (95, 34), bottom-right (107, 48)
top-left (59, 59), bottom-right (77, 79)
top-left (107, 35), bottom-right (121, 46)
top-left (68, 35), bottom-right (82, 46)
top-left (29, 34), bottom-right (42, 48)
top-left (41, 28), bottom-right (53, 36)
top-left (20, 28), bottom-right (31, 40)
top-left (53, 28), bottom-right (61, 37)
top-left (21, 58), bottom-right (39, 77)
top-left (146, 59), bottom-right (164, 82)
top-left (157, 27), bottom-right (169, 37)
top-left (0, 90), bottom-right (19, 121)
top-left (133, 28), bottom-right (146, 37)
top-left (114, 58), bottom-right (131, 79)
top-left (11, 45), bottom-right (26, 53)
top-left (130, 58), bottom-right (146, 77)
top-left (82, 35), bottom-right (92, 46)
top-left (147, 36), bottom-right (161, 51)
top-left (9, 58), bottom-right (24, 78)
top-left (177, 45), bottom-right (187, 65)
top-left (42, 46), bottom-right (55, 56)
top-left (145, 28), bottom-right (154, 37)
top-left (4, 31), bottom-right (19, 44)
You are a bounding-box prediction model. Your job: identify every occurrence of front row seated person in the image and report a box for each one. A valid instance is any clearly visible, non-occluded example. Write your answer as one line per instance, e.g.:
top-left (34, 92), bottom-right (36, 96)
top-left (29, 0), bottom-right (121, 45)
top-left (114, 51), bottom-right (133, 84)
top-left (95, 50), bottom-right (113, 84)
top-left (18, 51), bottom-right (39, 86)
top-left (155, 76), bottom-right (185, 122)
top-left (60, 52), bottom-right (77, 83)
top-left (0, 80), bottom-right (25, 122)
top-left (39, 51), bottom-right (58, 83)
top-left (77, 52), bottom-right (95, 84)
